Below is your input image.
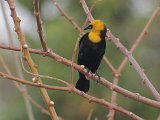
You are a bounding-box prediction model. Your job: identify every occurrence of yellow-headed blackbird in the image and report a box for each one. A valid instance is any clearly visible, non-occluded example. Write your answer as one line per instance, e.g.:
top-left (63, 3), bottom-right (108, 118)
top-left (76, 20), bottom-right (107, 93)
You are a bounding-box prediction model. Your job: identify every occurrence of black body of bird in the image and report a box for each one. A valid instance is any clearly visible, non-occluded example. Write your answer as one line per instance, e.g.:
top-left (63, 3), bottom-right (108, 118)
top-left (76, 20), bottom-right (107, 93)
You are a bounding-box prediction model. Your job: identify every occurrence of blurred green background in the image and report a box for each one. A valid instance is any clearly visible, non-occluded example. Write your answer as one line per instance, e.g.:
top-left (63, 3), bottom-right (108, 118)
top-left (0, 0), bottom-right (160, 120)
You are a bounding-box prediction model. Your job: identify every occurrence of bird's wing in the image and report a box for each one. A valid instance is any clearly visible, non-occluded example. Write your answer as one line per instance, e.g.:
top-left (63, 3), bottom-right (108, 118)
top-left (79, 32), bottom-right (89, 47)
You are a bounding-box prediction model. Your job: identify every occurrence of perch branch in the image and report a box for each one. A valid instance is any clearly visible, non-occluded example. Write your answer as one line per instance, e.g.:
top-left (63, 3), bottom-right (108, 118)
top-left (0, 71), bottom-right (143, 120)
top-left (0, 44), bottom-right (160, 108)
top-left (51, 0), bottom-right (114, 75)
top-left (70, 0), bottom-right (98, 87)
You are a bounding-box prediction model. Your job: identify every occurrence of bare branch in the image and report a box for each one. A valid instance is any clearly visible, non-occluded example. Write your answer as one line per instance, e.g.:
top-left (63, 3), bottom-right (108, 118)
top-left (108, 6), bottom-right (160, 120)
top-left (87, 109), bottom-right (93, 120)
top-left (0, 71), bottom-right (143, 120)
top-left (6, 0), bottom-right (59, 119)
top-left (1, 44), bottom-right (160, 108)
top-left (0, 1), bottom-right (35, 119)
top-left (80, 0), bottom-right (160, 101)
top-left (118, 6), bottom-right (160, 73)
top-left (33, 0), bottom-right (48, 52)
top-left (51, 0), bottom-right (82, 33)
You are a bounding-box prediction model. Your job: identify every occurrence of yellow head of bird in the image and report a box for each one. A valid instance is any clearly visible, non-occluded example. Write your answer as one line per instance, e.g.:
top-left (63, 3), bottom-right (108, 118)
top-left (84, 20), bottom-right (105, 32)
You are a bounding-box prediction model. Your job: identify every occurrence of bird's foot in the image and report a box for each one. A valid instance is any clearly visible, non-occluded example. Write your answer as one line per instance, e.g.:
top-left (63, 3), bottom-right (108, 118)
top-left (81, 65), bottom-right (92, 74)
top-left (94, 71), bottom-right (101, 83)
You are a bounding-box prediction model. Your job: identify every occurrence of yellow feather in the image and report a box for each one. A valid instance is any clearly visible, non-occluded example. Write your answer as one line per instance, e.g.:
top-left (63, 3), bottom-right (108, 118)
top-left (88, 20), bottom-right (105, 43)
top-left (88, 31), bottom-right (101, 43)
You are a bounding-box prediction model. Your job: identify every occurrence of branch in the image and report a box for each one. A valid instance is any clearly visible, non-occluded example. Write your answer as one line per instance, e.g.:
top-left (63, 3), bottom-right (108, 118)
top-left (33, 0), bottom-right (48, 52)
top-left (108, 6), bottom-right (160, 120)
top-left (0, 1), bottom-right (35, 119)
top-left (118, 5), bottom-right (160, 73)
top-left (1, 44), bottom-right (160, 108)
top-left (51, 0), bottom-right (114, 75)
top-left (80, 0), bottom-right (160, 101)
top-left (6, 0), bottom-right (59, 119)
top-left (103, 56), bottom-right (117, 74)
top-left (0, 71), bottom-right (143, 120)
top-left (51, 0), bottom-right (82, 33)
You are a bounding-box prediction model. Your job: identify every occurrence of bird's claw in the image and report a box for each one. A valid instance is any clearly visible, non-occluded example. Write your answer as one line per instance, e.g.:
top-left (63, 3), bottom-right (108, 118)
top-left (94, 71), bottom-right (101, 83)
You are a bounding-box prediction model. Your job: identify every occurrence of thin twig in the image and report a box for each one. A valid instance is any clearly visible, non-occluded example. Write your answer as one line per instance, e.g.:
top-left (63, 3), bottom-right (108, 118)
top-left (6, 0), bottom-right (59, 119)
top-left (20, 52), bottom-right (70, 86)
top-left (27, 95), bottom-right (50, 115)
top-left (1, 44), bottom-right (160, 108)
top-left (33, 0), bottom-right (48, 52)
top-left (0, 71), bottom-right (144, 120)
top-left (87, 109), bottom-right (93, 120)
top-left (103, 56), bottom-right (117, 74)
top-left (51, 0), bottom-right (82, 33)
top-left (80, 0), bottom-right (160, 101)
top-left (157, 113), bottom-right (160, 120)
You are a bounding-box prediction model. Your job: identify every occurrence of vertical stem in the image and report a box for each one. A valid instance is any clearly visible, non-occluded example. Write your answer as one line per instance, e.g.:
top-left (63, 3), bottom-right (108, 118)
top-left (1, 1), bottom-right (35, 120)
top-left (6, 0), bottom-right (59, 119)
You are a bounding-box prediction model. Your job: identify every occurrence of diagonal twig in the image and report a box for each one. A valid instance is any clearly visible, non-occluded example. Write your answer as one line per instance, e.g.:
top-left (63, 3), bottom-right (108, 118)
top-left (33, 0), bottom-right (48, 52)
top-left (80, 0), bottom-right (160, 101)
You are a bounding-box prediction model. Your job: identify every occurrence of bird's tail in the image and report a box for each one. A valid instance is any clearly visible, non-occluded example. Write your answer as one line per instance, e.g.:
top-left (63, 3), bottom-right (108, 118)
top-left (76, 73), bottom-right (89, 93)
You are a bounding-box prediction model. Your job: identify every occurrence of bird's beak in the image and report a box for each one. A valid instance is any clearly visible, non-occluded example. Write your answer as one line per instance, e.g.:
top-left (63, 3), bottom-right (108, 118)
top-left (84, 25), bottom-right (92, 30)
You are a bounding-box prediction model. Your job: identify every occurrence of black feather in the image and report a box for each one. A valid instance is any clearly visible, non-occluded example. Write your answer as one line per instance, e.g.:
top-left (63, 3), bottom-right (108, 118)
top-left (76, 27), bottom-right (107, 93)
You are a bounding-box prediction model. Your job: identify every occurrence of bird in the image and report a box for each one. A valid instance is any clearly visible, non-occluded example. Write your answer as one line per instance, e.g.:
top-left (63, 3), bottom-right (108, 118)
top-left (76, 20), bottom-right (107, 93)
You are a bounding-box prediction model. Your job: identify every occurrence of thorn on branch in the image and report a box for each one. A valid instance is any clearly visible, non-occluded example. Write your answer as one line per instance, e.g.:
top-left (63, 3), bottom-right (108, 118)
top-left (80, 91), bottom-right (85, 96)
top-left (113, 73), bottom-right (120, 78)
top-left (88, 98), bottom-right (93, 103)
top-left (17, 17), bottom-right (21, 23)
top-left (129, 112), bottom-right (133, 117)
top-left (130, 62), bottom-right (132, 66)
top-left (37, 82), bottom-right (42, 86)
top-left (143, 79), bottom-right (146, 84)
top-left (34, 11), bottom-right (39, 16)
top-left (23, 44), bottom-right (28, 49)
top-left (49, 101), bottom-right (54, 106)
top-left (135, 93), bottom-right (140, 99)
top-left (110, 84), bottom-right (115, 91)
top-left (10, 6), bottom-right (15, 9)
top-left (53, 1), bottom-right (57, 5)
top-left (56, 58), bottom-right (62, 63)
top-left (80, 65), bottom-right (85, 69)
top-left (32, 77), bottom-right (38, 82)
top-left (144, 30), bottom-right (148, 35)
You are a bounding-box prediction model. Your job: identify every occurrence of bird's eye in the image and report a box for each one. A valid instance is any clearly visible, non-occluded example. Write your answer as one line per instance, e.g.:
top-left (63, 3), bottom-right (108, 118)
top-left (88, 25), bottom-right (93, 29)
